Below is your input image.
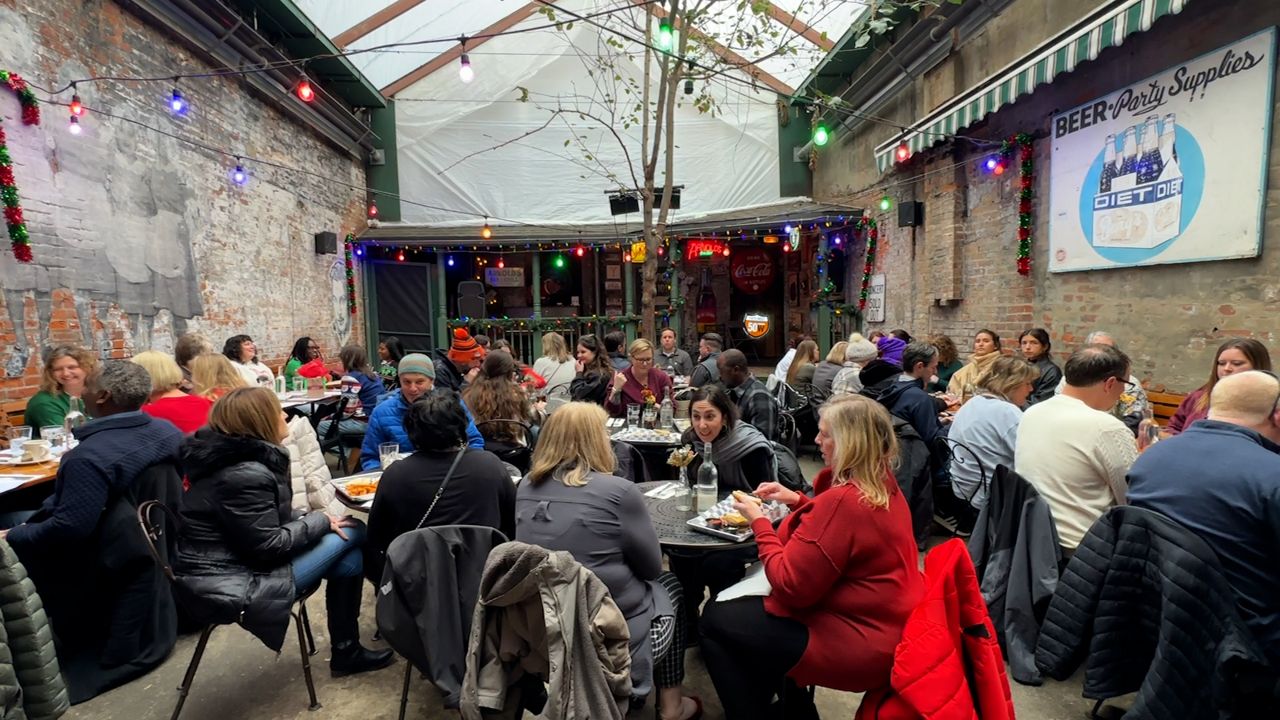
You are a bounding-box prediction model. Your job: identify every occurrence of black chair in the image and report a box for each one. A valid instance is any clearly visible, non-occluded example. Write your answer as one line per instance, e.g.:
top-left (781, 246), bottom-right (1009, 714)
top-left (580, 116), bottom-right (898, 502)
top-left (939, 436), bottom-right (986, 537)
top-left (474, 419), bottom-right (535, 474)
top-left (775, 381), bottom-right (818, 459)
top-left (316, 396), bottom-right (354, 477)
top-left (136, 501), bottom-right (321, 719)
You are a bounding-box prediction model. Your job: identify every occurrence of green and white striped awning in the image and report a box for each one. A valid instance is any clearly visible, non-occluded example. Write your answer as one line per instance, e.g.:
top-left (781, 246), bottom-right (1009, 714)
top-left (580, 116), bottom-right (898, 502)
top-left (873, 0), bottom-right (1190, 172)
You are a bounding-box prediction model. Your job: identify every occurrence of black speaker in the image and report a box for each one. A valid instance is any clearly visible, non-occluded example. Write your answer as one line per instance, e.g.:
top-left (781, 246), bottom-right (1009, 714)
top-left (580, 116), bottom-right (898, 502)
top-left (314, 231), bottom-right (338, 254)
top-left (609, 193), bottom-right (640, 216)
top-left (654, 187), bottom-right (682, 209)
top-left (897, 201), bottom-right (923, 227)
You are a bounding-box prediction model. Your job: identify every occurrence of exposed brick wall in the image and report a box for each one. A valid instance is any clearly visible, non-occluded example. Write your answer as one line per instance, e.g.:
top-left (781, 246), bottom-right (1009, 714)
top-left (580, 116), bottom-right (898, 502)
top-left (812, 0), bottom-right (1280, 392)
top-left (0, 0), bottom-right (366, 405)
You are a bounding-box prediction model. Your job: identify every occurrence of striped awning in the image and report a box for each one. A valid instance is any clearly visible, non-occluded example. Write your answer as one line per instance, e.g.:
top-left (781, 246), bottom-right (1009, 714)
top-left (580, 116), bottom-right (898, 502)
top-left (873, 0), bottom-right (1190, 172)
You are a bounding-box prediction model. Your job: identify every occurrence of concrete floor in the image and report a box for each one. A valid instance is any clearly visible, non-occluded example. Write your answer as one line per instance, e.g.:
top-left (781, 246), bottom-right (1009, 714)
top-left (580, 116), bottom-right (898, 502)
top-left (68, 456), bottom-right (1106, 720)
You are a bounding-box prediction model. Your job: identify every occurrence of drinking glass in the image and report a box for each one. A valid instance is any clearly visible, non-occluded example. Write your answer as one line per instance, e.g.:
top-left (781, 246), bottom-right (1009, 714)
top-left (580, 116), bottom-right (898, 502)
top-left (673, 466), bottom-right (693, 512)
top-left (379, 442), bottom-right (401, 469)
top-left (40, 426), bottom-right (65, 450)
top-left (626, 404), bottom-right (641, 430)
top-left (7, 426), bottom-right (32, 454)
top-left (642, 405), bottom-right (657, 430)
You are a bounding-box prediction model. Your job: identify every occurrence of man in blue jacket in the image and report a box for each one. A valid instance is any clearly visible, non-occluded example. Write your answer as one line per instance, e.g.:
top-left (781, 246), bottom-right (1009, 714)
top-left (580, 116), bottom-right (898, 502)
top-left (360, 353), bottom-right (483, 470)
top-left (1127, 370), bottom-right (1280, 664)
top-left (862, 341), bottom-right (941, 444)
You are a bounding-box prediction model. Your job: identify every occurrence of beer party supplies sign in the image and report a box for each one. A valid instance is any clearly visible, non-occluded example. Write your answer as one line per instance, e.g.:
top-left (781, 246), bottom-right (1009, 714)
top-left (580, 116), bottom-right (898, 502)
top-left (1048, 28), bottom-right (1275, 272)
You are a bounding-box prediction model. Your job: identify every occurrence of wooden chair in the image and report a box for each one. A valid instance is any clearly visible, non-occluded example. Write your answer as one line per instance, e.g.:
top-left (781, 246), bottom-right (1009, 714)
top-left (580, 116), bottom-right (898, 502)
top-left (136, 501), bottom-right (321, 719)
top-left (1146, 391), bottom-right (1186, 428)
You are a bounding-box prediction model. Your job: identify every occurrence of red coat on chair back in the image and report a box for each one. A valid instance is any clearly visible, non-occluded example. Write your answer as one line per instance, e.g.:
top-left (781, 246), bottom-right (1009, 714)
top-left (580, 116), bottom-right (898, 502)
top-left (855, 539), bottom-right (1016, 720)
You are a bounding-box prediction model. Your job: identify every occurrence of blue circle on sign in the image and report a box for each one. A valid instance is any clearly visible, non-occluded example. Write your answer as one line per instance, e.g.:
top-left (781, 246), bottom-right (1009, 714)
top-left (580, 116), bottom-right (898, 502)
top-left (1078, 126), bottom-right (1204, 264)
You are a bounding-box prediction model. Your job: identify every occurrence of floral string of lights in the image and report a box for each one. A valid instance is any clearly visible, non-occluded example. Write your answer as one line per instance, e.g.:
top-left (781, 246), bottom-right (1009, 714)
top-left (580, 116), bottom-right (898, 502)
top-left (856, 214), bottom-right (879, 311)
top-left (1000, 132), bottom-right (1035, 276)
top-left (343, 233), bottom-right (358, 315)
top-left (0, 70), bottom-right (40, 263)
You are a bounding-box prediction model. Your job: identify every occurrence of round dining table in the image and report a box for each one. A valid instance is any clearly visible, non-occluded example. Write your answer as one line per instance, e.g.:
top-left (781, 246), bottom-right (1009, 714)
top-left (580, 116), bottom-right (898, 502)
top-left (638, 480), bottom-right (757, 552)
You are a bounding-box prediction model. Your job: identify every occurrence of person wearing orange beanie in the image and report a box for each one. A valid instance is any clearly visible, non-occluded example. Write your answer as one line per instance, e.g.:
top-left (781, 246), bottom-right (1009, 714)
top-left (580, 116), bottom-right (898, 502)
top-left (435, 328), bottom-right (487, 393)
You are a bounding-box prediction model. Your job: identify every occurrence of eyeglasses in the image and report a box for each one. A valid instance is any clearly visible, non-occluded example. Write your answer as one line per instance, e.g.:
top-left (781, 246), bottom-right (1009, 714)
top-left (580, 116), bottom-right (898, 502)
top-left (631, 356), bottom-right (654, 364)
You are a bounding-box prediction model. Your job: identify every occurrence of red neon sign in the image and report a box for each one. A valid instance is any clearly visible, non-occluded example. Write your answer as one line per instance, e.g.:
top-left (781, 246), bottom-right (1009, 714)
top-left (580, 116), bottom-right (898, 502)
top-left (684, 238), bottom-right (728, 261)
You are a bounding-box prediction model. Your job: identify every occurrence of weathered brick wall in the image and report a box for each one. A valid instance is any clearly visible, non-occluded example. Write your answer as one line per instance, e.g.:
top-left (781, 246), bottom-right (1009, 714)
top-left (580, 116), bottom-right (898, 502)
top-left (813, 0), bottom-right (1280, 392)
top-left (0, 0), bottom-right (366, 403)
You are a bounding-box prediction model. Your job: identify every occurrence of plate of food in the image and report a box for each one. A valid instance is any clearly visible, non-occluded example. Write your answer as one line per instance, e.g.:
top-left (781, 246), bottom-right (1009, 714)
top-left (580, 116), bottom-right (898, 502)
top-left (686, 490), bottom-right (789, 542)
top-left (334, 473), bottom-right (381, 503)
top-left (612, 428), bottom-right (680, 444)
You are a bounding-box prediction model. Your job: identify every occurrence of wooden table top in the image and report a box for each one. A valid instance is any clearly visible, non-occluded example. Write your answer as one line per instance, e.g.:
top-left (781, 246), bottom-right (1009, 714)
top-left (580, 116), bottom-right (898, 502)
top-left (0, 460), bottom-right (59, 492)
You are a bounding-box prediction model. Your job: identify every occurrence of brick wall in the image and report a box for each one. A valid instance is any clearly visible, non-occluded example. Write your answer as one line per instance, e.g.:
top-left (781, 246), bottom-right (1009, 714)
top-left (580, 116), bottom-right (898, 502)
top-left (0, 0), bottom-right (366, 405)
top-left (813, 0), bottom-right (1280, 392)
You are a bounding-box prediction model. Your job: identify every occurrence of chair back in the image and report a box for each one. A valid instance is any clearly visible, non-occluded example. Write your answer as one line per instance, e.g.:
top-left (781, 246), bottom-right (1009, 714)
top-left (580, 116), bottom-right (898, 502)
top-left (316, 396), bottom-right (351, 443)
top-left (942, 437), bottom-right (988, 507)
top-left (474, 419), bottom-right (535, 474)
top-left (136, 500), bottom-right (180, 584)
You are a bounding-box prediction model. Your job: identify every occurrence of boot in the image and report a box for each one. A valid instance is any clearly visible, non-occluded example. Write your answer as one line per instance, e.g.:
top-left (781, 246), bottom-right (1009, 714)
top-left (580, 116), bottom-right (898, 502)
top-left (326, 575), bottom-right (394, 677)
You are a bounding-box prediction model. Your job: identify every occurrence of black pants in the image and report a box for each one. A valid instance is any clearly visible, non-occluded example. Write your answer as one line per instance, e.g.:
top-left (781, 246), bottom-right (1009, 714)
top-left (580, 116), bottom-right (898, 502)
top-left (700, 597), bottom-right (811, 720)
top-left (667, 547), bottom-right (756, 638)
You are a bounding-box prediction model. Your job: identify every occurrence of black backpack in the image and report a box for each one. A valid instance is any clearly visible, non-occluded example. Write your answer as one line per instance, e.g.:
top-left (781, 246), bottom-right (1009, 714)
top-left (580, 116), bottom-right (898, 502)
top-left (771, 441), bottom-right (812, 496)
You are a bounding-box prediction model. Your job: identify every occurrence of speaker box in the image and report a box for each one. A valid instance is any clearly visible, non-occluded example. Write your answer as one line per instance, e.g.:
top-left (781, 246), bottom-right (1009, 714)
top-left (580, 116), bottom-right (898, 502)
top-left (609, 194), bottom-right (640, 216)
top-left (897, 201), bottom-right (923, 228)
top-left (314, 231), bottom-right (338, 254)
top-left (654, 187), bottom-right (682, 209)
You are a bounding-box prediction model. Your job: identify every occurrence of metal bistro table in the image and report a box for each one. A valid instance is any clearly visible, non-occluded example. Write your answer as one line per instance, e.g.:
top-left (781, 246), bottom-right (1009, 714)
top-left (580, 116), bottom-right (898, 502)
top-left (637, 481), bottom-right (756, 551)
top-left (609, 420), bottom-right (692, 482)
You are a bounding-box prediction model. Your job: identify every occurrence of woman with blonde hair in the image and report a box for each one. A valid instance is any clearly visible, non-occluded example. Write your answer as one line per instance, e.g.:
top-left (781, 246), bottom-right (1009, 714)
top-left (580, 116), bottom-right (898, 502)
top-left (134, 350), bottom-right (213, 433)
top-left (604, 338), bottom-right (674, 419)
top-left (701, 395), bottom-right (924, 719)
top-left (517, 402), bottom-right (700, 720)
top-left (533, 332), bottom-right (575, 400)
top-left (189, 353), bottom-right (247, 400)
top-left (810, 341), bottom-right (848, 404)
top-left (948, 356), bottom-right (1040, 510)
top-left (175, 387), bottom-right (392, 677)
top-left (24, 345), bottom-right (97, 436)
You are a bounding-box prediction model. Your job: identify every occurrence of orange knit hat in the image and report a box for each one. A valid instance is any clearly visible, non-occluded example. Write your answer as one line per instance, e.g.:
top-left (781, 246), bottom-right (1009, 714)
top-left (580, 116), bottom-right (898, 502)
top-left (447, 328), bottom-right (485, 364)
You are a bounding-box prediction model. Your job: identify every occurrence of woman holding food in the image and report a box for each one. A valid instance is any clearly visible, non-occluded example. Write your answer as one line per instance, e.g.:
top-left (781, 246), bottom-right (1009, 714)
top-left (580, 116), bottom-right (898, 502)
top-left (700, 395), bottom-right (924, 719)
top-left (516, 402), bottom-right (701, 720)
top-left (679, 385), bottom-right (775, 493)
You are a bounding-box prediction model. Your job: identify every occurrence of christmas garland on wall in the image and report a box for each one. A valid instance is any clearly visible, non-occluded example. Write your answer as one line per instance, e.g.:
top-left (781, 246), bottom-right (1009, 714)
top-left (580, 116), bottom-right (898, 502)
top-left (0, 70), bottom-right (39, 263)
top-left (343, 233), bottom-right (358, 315)
top-left (856, 214), bottom-right (879, 311)
top-left (1002, 132), bottom-right (1034, 276)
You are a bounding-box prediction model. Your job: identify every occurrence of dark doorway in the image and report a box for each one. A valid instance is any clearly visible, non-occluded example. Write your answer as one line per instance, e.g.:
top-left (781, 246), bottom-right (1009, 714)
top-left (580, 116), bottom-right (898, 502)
top-left (371, 260), bottom-right (435, 354)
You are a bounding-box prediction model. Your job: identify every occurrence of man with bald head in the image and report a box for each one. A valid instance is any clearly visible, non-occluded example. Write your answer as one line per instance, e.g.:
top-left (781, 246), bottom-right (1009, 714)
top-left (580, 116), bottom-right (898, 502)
top-left (718, 348), bottom-right (779, 442)
top-left (1127, 370), bottom-right (1280, 663)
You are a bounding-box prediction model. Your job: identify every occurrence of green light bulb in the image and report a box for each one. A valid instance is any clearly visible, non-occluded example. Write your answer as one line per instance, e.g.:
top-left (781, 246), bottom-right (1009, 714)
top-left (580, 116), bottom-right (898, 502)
top-left (657, 20), bottom-right (674, 51)
top-left (553, 255), bottom-right (566, 269)
top-left (879, 196), bottom-right (892, 212)
top-left (812, 124), bottom-right (829, 147)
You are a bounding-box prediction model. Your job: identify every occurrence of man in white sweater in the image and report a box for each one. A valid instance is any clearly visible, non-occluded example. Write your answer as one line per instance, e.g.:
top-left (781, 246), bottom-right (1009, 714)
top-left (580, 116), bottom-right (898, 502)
top-left (1015, 344), bottom-right (1139, 550)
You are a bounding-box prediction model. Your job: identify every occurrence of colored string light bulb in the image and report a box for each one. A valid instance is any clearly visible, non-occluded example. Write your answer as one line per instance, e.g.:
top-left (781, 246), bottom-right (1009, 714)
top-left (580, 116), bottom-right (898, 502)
top-left (459, 54), bottom-right (474, 83)
top-left (396, 249), bottom-right (405, 262)
top-left (231, 163), bottom-right (248, 186)
top-left (170, 87), bottom-right (186, 115)
top-left (574, 246), bottom-right (585, 258)
top-left (69, 94), bottom-right (84, 117)
top-left (481, 222), bottom-right (492, 239)
top-left (496, 257), bottom-right (505, 269)
top-left (68, 115), bottom-right (82, 135)
top-left (984, 156), bottom-right (1000, 172)
top-left (657, 19), bottom-right (674, 51)
top-left (553, 255), bottom-right (566, 269)
top-left (879, 196), bottom-right (892, 212)
top-left (812, 124), bottom-right (829, 147)
top-left (446, 255), bottom-right (456, 267)
top-left (894, 142), bottom-right (910, 163)
top-left (367, 199), bottom-right (379, 219)
top-left (296, 79), bottom-right (315, 102)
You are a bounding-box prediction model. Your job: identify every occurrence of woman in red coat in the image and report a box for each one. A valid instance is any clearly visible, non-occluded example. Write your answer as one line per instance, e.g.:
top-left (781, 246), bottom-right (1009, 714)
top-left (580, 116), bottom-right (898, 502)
top-left (700, 395), bottom-right (924, 719)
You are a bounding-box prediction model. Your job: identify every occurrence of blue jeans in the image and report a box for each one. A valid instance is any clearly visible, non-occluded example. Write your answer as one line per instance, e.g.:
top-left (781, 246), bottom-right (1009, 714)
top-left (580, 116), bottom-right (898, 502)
top-left (317, 418), bottom-right (369, 439)
top-left (291, 521), bottom-right (365, 595)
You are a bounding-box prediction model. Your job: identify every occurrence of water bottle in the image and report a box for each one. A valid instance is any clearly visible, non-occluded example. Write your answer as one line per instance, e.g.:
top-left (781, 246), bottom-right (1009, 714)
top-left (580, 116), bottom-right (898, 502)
top-left (63, 396), bottom-right (87, 434)
top-left (695, 442), bottom-right (719, 513)
top-left (659, 392), bottom-right (673, 430)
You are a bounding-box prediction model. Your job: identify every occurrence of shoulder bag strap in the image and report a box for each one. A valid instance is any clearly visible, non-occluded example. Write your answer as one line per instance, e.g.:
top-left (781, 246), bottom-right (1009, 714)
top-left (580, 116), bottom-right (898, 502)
top-left (415, 448), bottom-right (467, 530)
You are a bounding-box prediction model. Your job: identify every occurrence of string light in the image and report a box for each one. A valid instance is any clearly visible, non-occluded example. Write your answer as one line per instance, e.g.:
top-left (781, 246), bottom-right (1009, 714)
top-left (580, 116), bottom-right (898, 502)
top-left (656, 19), bottom-right (674, 51)
top-left (575, 246), bottom-right (585, 258)
top-left (553, 254), bottom-right (566, 268)
top-left (481, 221), bottom-right (492, 239)
top-left (68, 115), bottom-right (82, 135)
top-left (169, 85), bottom-right (187, 115)
top-left (458, 37), bottom-right (475, 83)
top-left (879, 196), bottom-right (892, 212)
top-left (396, 249), bottom-right (405, 261)
top-left (68, 86), bottom-right (84, 117)
top-left (296, 78), bottom-right (315, 102)
top-left (812, 123), bottom-right (829, 147)
top-left (496, 256), bottom-right (505, 269)
top-left (684, 79), bottom-right (694, 95)
top-left (367, 198), bottom-right (379, 219)
top-left (231, 159), bottom-right (248, 186)
top-left (446, 255), bottom-right (456, 267)
top-left (894, 142), bottom-right (910, 163)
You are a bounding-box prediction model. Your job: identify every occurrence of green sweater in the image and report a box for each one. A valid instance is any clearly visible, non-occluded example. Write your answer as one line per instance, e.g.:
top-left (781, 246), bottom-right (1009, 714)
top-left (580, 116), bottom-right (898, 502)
top-left (23, 391), bottom-right (69, 437)
top-left (283, 358), bottom-right (303, 388)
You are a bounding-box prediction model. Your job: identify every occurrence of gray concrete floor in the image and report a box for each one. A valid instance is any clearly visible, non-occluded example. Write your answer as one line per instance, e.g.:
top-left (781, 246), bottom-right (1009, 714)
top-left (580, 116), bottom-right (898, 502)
top-left (68, 456), bottom-right (1103, 720)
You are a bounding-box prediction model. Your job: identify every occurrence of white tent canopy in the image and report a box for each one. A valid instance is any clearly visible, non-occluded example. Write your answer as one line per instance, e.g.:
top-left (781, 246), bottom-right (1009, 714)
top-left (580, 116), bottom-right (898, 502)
top-left (296, 0), bottom-right (866, 227)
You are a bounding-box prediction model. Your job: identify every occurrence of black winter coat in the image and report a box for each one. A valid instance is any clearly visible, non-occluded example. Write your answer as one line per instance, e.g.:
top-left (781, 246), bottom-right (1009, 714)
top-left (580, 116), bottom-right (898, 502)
top-left (891, 416), bottom-right (932, 550)
top-left (174, 430), bottom-right (331, 651)
top-left (1035, 506), bottom-right (1275, 720)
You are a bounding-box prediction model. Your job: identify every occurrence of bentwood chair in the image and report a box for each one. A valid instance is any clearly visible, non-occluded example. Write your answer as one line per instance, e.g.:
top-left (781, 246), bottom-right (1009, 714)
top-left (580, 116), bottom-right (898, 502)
top-left (137, 501), bottom-right (322, 719)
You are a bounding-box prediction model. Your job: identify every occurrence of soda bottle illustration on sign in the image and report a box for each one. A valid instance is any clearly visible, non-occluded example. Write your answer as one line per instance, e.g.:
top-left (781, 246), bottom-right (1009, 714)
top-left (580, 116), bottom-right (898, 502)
top-left (1093, 114), bottom-right (1182, 250)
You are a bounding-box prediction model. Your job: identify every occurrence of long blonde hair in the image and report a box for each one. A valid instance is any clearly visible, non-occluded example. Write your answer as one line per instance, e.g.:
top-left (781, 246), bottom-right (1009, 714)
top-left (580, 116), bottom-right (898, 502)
top-left (190, 353), bottom-right (248, 400)
top-left (527, 402), bottom-right (616, 487)
top-left (786, 339), bottom-right (820, 385)
top-left (975, 356), bottom-right (1040, 400)
top-left (819, 395), bottom-right (899, 509)
top-left (825, 341), bottom-right (849, 364)
top-left (131, 350), bottom-right (184, 394)
top-left (542, 332), bottom-right (571, 363)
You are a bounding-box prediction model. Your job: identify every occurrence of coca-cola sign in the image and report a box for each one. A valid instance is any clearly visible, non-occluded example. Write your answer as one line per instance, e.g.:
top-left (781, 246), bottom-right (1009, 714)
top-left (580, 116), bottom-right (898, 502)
top-left (731, 249), bottom-right (775, 294)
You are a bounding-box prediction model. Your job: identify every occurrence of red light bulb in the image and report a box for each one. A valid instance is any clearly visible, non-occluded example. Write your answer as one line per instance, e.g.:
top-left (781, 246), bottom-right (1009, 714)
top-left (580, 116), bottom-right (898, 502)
top-left (396, 250), bottom-right (405, 261)
top-left (367, 200), bottom-right (379, 219)
top-left (722, 246), bottom-right (731, 257)
top-left (575, 246), bottom-right (585, 258)
top-left (69, 94), bottom-right (84, 117)
top-left (894, 143), bottom-right (910, 163)
top-left (296, 79), bottom-right (315, 102)
top-left (497, 258), bottom-right (505, 269)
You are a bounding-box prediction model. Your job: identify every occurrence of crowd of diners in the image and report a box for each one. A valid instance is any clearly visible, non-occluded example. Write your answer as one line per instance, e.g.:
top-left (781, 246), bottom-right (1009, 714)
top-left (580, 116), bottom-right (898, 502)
top-left (0, 320), bottom-right (1275, 717)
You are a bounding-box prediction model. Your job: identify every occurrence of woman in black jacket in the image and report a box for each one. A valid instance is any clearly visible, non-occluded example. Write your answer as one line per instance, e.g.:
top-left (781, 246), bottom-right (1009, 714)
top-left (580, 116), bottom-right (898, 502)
top-left (174, 387), bottom-right (393, 676)
top-left (570, 334), bottom-right (612, 405)
top-left (1019, 328), bottom-right (1063, 407)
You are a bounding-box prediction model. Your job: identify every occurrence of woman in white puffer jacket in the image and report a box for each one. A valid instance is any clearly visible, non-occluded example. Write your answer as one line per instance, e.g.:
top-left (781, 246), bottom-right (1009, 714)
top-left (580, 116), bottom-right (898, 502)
top-left (282, 415), bottom-right (351, 516)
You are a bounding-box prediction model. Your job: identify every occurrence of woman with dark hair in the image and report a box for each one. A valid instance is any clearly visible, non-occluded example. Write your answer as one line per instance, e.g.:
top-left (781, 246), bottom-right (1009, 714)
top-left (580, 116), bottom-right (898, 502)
top-left (377, 337), bottom-right (406, 389)
top-left (318, 345), bottom-right (385, 439)
top-left (463, 352), bottom-right (542, 446)
top-left (365, 390), bottom-right (515, 581)
top-left (947, 329), bottom-right (1003, 404)
top-left (283, 337), bottom-right (319, 388)
top-left (1166, 338), bottom-right (1272, 435)
top-left (680, 385), bottom-right (776, 493)
top-left (176, 387), bottom-right (392, 676)
top-left (928, 334), bottom-right (964, 393)
top-left (889, 329), bottom-right (913, 343)
top-left (174, 333), bottom-right (213, 393)
top-left (1019, 328), bottom-right (1063, 406)
top-left (223, 334), bottom-right (275, 387)
top-left (570, 334), bottom-right (613, 405)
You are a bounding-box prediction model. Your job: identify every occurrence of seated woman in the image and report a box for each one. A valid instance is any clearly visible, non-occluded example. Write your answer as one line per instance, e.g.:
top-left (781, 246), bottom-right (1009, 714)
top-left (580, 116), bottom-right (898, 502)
top-left (569, 334), bottom-right (612, 406)
top-left (701, 395), bottom-right (924, 720)
top-left (1018, 328), bottom-right (1063, 406)
top-left (464, 352), bottom-right (543, 447)
top-left (605, 339), bottom-right (674, 419)
top-left (174, 333), bottom-right (213, 393)
top-left (283, 336), bottom-right (317, 388)
top-left (928, 334), bottom-right (964, 393)
top-left (947, 356), bottom-right (1039, 510)
top-left (516, 402), bottom-right (700, 720)
top-left (24, 344), bottom-right (96, 436)
top-left (133, 350), bottom-right (214, 433)
top-left (809, 341), bottom-right (847, 405)
top-left (947, 329), bottom-right (1003, 404)
top-left (784, 339), bottom-right (820, 398)
top-left (366, 391), bottom-right (515, 582)
top-left (189, 353), bottom-right (247, 401)
top-left (318, 345), bottom-right (385, 439)
top-left (1166, 338), bottom-right (1271, 435)
top-left (223, 334), bottom-right (275, 387)
top-left (377, 336), bottom-right (406, 390)
top-left (680, 385), bottom-right (776, 493)
top-left (359, 354), bottom-right (484, 471)
top-left (174, 387), bottom-right (393, 676)
top-left (533, 332), bottom-right (576, 400)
